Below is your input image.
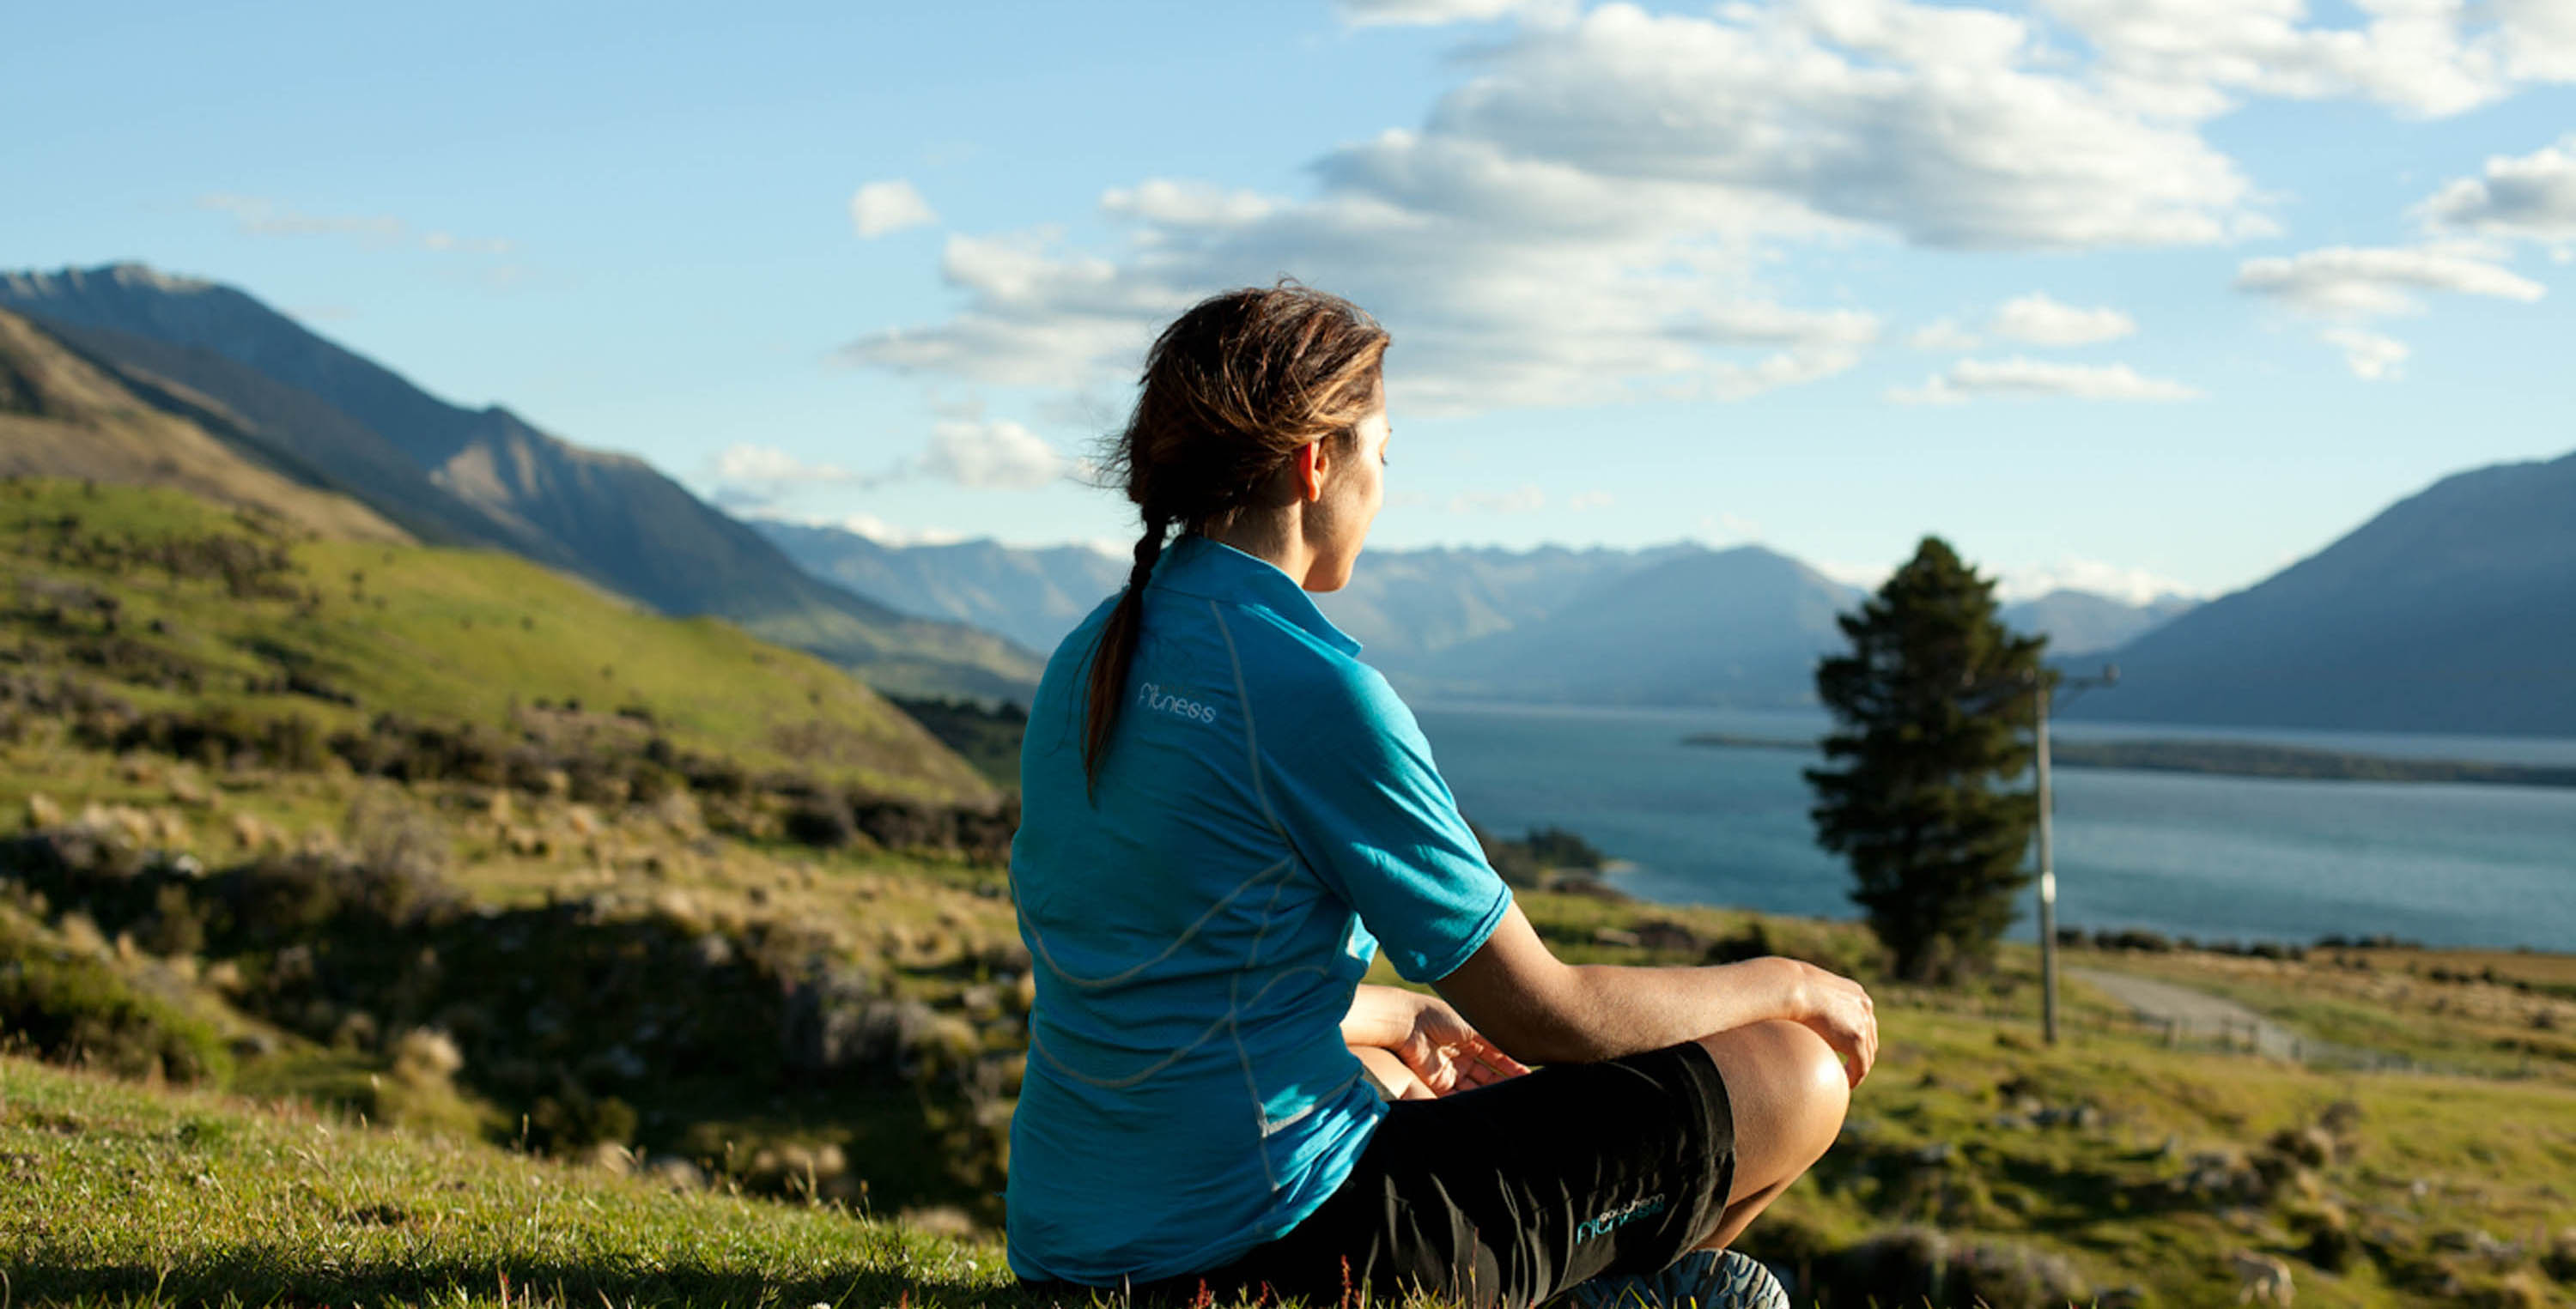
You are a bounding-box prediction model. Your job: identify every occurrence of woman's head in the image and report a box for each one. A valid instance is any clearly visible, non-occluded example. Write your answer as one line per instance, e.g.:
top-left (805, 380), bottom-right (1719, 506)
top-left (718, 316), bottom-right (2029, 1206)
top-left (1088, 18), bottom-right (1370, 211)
top-left (1083, 282), bottom-right (1392, 790)
top-left (1109, 282), bottom-right (1390, 556)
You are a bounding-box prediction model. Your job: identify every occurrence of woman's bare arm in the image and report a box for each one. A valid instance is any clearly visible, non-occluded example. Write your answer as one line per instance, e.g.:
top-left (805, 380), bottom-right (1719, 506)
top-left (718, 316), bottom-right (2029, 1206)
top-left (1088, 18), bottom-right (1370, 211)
top-left (1433, 903), bottom-right (1878, 1084)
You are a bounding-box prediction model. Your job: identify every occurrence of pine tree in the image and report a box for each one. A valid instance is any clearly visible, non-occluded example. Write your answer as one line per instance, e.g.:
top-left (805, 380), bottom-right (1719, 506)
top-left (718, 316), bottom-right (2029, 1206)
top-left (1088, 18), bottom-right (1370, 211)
top-left (1805, 536), bottom-right (2050, 983)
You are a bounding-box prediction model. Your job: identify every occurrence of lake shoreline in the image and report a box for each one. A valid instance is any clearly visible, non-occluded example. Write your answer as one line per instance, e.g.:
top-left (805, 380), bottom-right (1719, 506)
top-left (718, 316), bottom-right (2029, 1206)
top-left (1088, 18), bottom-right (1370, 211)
top-left (1680, 732), bottom-right (2576, 789)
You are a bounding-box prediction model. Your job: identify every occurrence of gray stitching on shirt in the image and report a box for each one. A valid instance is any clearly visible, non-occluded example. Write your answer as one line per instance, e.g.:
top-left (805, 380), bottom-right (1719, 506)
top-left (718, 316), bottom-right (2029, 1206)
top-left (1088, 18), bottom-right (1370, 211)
top-left (1029, 964), bottom-right (1331, 1092)
top-left (1227, 975), bottom-right (1279, 1187)
top-left (1029, 1009), bottom-right (1236, 1090)
top-left (1019, 857), bottom-right (1293, 988)
top-left (1210, 601), bottom-right (1289, 841)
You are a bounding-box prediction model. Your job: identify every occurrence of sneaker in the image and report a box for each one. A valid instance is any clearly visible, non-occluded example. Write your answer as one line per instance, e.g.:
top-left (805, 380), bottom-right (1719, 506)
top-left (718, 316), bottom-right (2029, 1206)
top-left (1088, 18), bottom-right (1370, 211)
top-left (1560, 1249), bottom-right (1792, 1309)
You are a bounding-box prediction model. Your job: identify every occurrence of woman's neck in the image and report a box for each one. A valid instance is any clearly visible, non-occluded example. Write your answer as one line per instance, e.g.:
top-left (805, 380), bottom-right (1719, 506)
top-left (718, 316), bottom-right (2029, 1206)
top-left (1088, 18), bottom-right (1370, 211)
top-left (1207, 507), bottom-right (1319, 591)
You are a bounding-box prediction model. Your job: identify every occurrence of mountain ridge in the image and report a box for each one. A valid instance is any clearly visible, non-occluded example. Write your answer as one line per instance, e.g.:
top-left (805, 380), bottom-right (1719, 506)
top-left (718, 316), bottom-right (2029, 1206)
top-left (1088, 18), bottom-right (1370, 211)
top-left (760, 522), bottom-right (2195, 711)
top-left (0, 264), bottom-right (1040, 700)
top-left (2075, 448), bottom-right (2576, 736)
top-left (0, 307), bottom-right (411, 544)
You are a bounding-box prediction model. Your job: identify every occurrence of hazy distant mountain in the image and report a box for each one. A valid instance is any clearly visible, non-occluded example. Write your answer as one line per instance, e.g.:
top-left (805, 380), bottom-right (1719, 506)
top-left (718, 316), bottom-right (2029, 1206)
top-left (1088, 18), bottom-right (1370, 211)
top-left (1380, 545), bottom-right (1863, 706)
top-left (755, 520), bottom-right (1127, 658)
top-left (0, 264), bottom-right (1038, 700)
top-left (766, 525), bottom-right (2225, 711)
top-left (1315, 542), bottom-right (1705, 673)
top-left (2069, 449), bottom-right (2576, 736)
top-left (2002, 590), bottom-right (2197, 658)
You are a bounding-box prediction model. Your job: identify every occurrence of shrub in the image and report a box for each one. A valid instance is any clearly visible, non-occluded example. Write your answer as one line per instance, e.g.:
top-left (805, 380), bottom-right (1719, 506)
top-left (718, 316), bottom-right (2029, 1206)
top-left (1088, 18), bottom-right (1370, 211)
top-left (0, 910), bottom-right (231, 1084)
top-left (526, 1075), bottom-right (638, 1154)
top-left (1820, 1226), bottom-right (2091, 1309)
top-left (783, 795), bottom-right (857, 848)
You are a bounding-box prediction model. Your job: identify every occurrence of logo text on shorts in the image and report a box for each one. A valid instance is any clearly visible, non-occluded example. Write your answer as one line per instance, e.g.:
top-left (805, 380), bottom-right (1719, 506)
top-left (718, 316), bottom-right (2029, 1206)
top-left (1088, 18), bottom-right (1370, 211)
top-left (1574, 1196), bottom-right (1668, 1244)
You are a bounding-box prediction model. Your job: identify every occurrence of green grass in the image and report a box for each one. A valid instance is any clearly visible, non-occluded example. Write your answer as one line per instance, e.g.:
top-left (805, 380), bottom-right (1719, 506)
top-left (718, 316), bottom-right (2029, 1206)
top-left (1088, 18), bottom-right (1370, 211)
top-left (11, 961), bottom-right (2573, 1307)
top-left (1746, 1002), bottom-right (2576, 1306)
top-left (0, 1054), bottom-right (1020, 1308)
top-left (1, 477), bottom-right (992, 808)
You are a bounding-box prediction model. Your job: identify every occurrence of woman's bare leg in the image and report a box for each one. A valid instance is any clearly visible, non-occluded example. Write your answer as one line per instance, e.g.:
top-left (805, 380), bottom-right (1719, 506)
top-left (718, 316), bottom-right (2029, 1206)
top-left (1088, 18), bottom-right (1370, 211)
top-left (1691, 1020), bottom-right (1850, 1251)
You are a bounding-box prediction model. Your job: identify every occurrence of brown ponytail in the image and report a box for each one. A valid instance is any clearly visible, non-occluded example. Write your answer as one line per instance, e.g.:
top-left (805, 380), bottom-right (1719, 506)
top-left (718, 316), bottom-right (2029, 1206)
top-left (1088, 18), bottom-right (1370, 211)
top-left (1080, 282), bottom-right (1389, 795)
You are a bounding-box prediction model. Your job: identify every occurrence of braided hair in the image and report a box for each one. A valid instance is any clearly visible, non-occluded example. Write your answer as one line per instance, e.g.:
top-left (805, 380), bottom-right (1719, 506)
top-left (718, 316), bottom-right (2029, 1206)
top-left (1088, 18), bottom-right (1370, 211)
top-left (1081, 282), bottom-right (1389, 795)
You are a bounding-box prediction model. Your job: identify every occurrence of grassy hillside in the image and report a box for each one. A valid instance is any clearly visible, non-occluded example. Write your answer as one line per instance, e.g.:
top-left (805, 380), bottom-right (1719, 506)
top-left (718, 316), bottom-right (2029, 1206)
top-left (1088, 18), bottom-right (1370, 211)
top-left (1422, 898), bottom-right (2576, 1307)
top-left (0, 307), bottom-right (410, 544)
top-left (8, 893), bottom-right (2573, 1307)
top-left (0, 1053), bottom-right (1015, 1307)
top-left (1, 476), bottom-right (993, 808)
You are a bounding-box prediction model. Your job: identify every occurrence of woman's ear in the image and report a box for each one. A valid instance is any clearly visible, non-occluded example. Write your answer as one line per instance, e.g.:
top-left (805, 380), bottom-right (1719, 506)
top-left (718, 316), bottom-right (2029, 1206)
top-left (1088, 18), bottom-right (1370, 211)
top-left (1297, 439), bottom-right (1326, 503)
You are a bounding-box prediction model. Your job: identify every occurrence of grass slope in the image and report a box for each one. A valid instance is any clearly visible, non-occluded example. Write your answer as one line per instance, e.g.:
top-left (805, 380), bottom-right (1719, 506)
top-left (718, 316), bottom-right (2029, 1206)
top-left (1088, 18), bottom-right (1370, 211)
top-left (0, 1055), bottom-right (1018, 1308)
top-left (0, 309), bottom-right (409, 545)
top-left (9, 901), bottom-right (2574, 1307)
top-left (2, 477), bottom-right (993, 808)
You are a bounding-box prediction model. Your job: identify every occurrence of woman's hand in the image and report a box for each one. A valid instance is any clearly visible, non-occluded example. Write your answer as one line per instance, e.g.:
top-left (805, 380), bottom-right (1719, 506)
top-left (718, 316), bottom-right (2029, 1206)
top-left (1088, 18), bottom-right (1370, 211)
top-left (1343, 985), bottom-right (1530, 1097)
top-left (1352, 1045), bottom-right (1436, 1100)
top-left (1784, 959), bottom-right (1878, 1088)
top-left (1390, 993), bottom-right (1530, 1094)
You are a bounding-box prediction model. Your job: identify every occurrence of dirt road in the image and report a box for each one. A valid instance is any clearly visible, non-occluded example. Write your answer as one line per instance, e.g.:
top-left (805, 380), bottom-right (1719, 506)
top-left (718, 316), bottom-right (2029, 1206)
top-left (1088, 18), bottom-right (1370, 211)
top-left (2068, 967), bottom-right (2302, 1059)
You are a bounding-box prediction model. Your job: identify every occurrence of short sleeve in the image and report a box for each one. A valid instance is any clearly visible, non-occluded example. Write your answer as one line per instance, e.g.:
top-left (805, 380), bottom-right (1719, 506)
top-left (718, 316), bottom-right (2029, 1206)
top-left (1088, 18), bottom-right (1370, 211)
top-left (1259, 661), bottom-right (1511, 982)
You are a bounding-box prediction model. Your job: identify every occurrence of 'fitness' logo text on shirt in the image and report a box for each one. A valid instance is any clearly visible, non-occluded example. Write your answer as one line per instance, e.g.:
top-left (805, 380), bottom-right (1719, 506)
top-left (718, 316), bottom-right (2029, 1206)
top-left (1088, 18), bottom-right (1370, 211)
top-left (1138, 682), bottom-right (1218, 724)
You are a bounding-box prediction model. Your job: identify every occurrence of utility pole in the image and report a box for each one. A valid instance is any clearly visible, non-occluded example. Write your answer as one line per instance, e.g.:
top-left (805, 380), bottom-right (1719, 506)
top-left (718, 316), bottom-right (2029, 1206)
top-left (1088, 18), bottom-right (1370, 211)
top-left (2035, 664), bottom-right (2117, 1045)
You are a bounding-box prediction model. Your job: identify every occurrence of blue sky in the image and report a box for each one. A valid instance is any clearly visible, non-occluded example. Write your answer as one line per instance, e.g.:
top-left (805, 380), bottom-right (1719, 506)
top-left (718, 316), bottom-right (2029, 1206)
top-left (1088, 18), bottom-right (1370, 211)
top-left (7, 0), bottom-right (2573, 602)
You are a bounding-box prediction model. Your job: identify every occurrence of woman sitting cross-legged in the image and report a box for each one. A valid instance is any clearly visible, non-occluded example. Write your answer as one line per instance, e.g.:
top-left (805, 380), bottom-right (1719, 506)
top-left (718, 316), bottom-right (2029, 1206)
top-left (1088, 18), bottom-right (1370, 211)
top-left (1005, 282), bottom-right (1876, 1309)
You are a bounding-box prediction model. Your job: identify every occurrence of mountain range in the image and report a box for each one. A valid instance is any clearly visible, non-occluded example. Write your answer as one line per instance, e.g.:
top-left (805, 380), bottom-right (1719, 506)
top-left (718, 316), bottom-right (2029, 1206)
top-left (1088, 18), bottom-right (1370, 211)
top-left (757, 519), bottom-right (2196, 710)
top-left (0, 264), bottom-right (1038, 700)
top-left (756, 451), bottom-right (2576, 736)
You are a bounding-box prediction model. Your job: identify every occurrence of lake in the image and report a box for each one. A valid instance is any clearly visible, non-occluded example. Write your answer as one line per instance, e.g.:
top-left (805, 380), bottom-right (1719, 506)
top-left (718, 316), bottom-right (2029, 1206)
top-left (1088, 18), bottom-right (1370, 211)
top-left (1408, 701), bottom-right (2576, 952)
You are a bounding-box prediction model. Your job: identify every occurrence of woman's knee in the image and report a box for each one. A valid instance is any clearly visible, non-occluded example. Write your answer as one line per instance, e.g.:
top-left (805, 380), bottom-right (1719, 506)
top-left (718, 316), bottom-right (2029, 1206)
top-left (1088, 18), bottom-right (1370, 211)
top-left (1697, 1020), bottom-right (1850, 1172)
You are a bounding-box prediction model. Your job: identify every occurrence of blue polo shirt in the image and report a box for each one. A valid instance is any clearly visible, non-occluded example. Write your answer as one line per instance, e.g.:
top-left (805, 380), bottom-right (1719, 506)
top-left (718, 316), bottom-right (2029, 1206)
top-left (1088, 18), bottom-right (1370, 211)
top-left (1005, 534), bottom-right (1513, 1284)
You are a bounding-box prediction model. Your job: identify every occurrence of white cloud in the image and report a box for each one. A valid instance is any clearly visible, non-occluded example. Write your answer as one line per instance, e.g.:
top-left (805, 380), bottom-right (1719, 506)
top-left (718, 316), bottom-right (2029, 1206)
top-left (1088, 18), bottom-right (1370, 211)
top-left (852, 179), bottom-right (939, 239)
top-left (2416, 134), bottom-right (2576, 244)
top-left (1888, 356), bottom-right (2203, 403)
top-left (1907, 318), bottom-right (1984, 351)
top-left (829, 512), bottom-right (971, 547)
top-left (1813, 559), bottom-right (1893, 591)
top-left (711, 443), bottom-right (867, 487)
top-left (2233, 243), bottom-right (2546, 317)
top-left (198, 194), bottom-right (513, 255)
top-left (1697, 511), bottom-right (1763, 542)
top-left (1568, 489), bottom-right (1614, 510)
top-left (1420, 3), bottom-right (2266, 251)
top-left (1998, 555), bottom-right (2202, 605)
top-left (1989, 293), bottom-right (2136, 346)
top-left (841, 0), bottom-right (2318, 421)
top-left (845, 0), bottom-right (2576, 429)
top-left (840, 230), bottom-right (1188, 389)
top-left (1450, 485), bottom-right (1547, 513)
top-left (2036, 0), bottom-right (2568, 118)
top-left (2500, 0), bottom-right (2576, 78)
top-left (1101, 179), bottom-right (1277, 228)
top-left (921, 419), bottom-right (1066, 490)
top-left (1337, 0), bottom-right (1575, 26)
top-left (707, 423), bottom-right (1064, 509)
top-left (2236, 243), bottom-right (2542, 386)
top-left (2320, 327), bottom-right (2410, 379)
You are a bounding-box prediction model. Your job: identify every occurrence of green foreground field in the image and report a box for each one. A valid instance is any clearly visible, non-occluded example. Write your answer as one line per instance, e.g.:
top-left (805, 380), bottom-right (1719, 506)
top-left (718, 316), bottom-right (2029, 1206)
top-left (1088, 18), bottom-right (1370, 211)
top-left (8, 894), bottom-right (2574, 1307)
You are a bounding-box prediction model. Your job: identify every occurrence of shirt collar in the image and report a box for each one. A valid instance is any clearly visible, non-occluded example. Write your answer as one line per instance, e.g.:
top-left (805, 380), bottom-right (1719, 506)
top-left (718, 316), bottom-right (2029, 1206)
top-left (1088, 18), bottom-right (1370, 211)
top-left (1147, 534), bottom-right (1364, 658)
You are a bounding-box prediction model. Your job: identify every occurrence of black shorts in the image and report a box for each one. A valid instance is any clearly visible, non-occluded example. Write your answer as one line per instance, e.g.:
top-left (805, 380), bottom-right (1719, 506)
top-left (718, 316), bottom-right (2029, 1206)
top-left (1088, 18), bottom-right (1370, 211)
top-left (1057, 1040), bottom-right (1736, 1309)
